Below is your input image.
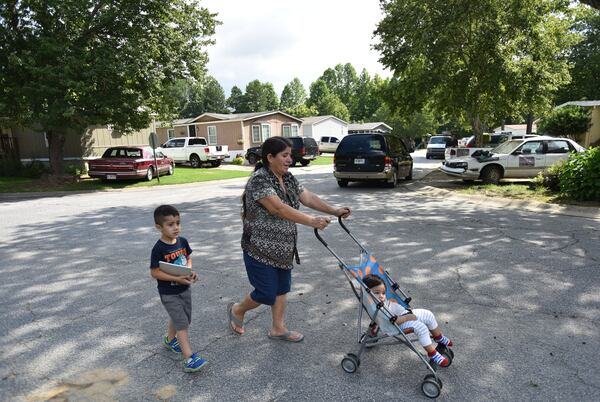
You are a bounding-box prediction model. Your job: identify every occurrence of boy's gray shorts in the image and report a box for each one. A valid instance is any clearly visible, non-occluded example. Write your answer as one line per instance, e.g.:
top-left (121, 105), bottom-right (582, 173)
top-left (160, 288), bottom-right (192, 331)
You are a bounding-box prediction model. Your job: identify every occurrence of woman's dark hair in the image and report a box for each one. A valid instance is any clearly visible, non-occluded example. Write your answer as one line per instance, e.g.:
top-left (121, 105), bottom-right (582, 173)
top-left (254, 136), bottom-right (292, 171)
top-left (242, 136), bottom-right (293, 219)
top-left (362, 274), bottom-right (385, 290)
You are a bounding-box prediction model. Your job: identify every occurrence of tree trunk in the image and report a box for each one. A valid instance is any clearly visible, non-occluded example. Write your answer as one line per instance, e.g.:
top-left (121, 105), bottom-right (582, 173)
top-left (526, 112), bottom-right (534, 134)
top-left (470, 113), bottom-right (483, 147)
top-left (47, 130), bottom-right (66, 175)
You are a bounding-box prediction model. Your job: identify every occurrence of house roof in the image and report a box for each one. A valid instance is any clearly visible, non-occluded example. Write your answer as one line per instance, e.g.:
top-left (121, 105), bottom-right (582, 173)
top-left (348, 122), bottom-right (392, 131)
top-left (301, 115), bottom-right (348, 126)
top-left (556, 100), bottom-right (600, 108)
top-left (190, 111), bottom-right (303, 124)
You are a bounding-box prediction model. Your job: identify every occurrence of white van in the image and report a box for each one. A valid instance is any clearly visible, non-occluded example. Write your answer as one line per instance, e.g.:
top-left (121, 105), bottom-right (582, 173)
top-left (318, 136), bottom-right (341, 154)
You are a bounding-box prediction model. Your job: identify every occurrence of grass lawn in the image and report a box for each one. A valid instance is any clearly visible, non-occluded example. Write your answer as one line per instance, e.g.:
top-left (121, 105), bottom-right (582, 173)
top-left (310, 155), bottom-right (333, 165)
top-left (456, 183), bottom-right (600, 207)
top-left (0, 166), bottom-right (251, 193)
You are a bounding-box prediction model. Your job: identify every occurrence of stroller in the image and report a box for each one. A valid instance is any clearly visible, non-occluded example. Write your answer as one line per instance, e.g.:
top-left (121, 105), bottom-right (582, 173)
top-left (315, 218), bottom-right (454, 399)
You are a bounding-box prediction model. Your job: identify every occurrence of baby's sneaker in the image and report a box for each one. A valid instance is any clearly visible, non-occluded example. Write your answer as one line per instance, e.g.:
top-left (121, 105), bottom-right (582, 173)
top-left (434, 334), bottom-right (453, 347)
top-left (163, 335), bottom-right (182, 354)
top-left (183, 353), bottom-right (208, 373)
top-left (429, 351), bottom-right (450, 367)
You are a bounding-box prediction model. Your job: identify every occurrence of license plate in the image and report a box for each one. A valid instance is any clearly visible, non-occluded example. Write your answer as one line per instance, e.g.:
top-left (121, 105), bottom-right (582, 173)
top-left (354, 158), bottom-right (365, 164)
top-left (106, 174), bottom-right (116, 180)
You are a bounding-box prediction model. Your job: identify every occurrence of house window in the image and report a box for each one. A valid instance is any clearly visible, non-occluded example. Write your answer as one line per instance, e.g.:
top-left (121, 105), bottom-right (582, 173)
top-left (207, 126), bottom-right (217, 145)
top-left (282, 125), bottom-right (291, 137)
top-left (291, 124), bottom-right (299, 136)
top-left (261, 124), bottom-right (271, 141)
top-left (252, 125), bottom-right (261, 143)
top-left (167, 129), bottom-right (175, 140)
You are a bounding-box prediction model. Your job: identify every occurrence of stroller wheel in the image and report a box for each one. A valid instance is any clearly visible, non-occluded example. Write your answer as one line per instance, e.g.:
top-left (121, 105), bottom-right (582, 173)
top-left (421, 374), bottom-right (442, 398)
top-left (341, 353), bottom-right (360, 373)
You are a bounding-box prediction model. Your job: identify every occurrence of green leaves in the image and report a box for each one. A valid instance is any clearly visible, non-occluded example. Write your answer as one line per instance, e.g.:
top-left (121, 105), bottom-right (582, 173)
top-left (538, 106), bottom-right (591, 138)
top-left (558, 147), bottom-right (600, 200)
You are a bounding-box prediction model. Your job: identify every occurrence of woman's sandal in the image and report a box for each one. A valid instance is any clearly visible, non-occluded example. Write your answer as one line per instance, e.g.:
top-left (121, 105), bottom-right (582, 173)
top-left (267, 330), bottom-right (304, 342)
top-left (227, 302), bottom-right (244, 335)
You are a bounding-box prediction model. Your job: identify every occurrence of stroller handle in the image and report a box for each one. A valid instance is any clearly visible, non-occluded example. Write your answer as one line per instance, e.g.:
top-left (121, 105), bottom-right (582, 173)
top-left (314, 216), bottom-right (351, 247)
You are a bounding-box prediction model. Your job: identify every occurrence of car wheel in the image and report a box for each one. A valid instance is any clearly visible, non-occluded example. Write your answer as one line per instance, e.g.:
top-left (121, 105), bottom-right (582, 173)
top-left (145, 167), bottom-right (154, 181)
top-left (337, 179), bottom-right (348, 188)
top-left (300, 160), bottom-right (310, 166)
top-left (385, 169), bottom-right (398, 188)
top-left (190, 154), bottom-right (201, 168)
top-left (167, 163), bottom-right (174, 175)
top-left (210, 160), bottom-right (222, 168)
top-left (426, 154), bottom-right (430, 159)
top-left (247, 154), bottom-right (257, 165)
top-left (480, 165), bottom-right (502, 184)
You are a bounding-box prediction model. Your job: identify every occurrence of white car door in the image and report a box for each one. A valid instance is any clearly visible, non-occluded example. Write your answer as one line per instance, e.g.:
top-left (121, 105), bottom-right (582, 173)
top-left (505, 140), bottom-right (545, 177)
top-left (545, 139), bottom-right (573, 169)
top-left (163, 138), bottom-right (187, 162)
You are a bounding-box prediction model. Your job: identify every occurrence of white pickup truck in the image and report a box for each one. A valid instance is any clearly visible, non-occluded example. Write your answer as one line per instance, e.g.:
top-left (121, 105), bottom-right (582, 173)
top-left (159, 137), bottom-right (229, 168)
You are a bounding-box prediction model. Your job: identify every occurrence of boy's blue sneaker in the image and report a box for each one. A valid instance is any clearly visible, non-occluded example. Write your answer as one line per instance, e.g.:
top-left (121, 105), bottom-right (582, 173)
top-left (163, 336), bottom-right (182, 354)
top-left (183, 353), bottom-right (208, 373)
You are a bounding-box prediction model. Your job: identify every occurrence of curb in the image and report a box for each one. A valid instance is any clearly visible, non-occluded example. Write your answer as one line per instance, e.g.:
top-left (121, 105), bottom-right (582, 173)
top-left (411, 184), bottom-right (600, 221)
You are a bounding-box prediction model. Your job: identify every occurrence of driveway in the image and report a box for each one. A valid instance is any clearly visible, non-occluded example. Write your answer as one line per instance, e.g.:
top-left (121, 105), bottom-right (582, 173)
top-left (0, 168), bottom-right (598, 401)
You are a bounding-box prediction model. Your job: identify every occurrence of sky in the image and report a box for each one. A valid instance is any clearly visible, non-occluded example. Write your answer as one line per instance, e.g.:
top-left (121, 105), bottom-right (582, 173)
top-left (201, 0), bottom-right (391, 98)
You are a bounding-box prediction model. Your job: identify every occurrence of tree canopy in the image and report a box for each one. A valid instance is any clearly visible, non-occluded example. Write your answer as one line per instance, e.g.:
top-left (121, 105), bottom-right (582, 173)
top-left (374, 0), bottom-right (575, 144)
top-left (280, 78), bottom-right (307, 112)
top-left (0, 0), bottom-right (218, 174)
top-left (229, 80), bottom-right (279, 113)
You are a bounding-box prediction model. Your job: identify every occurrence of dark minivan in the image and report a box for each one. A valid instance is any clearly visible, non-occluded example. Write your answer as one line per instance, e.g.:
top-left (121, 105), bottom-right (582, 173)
top-left (245, 136), bottom-right (319, 166)
top-left (333, 133), bottom-right (413, 187)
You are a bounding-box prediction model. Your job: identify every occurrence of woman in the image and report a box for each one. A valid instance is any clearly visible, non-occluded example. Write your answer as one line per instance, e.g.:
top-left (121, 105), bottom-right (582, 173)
top-left (227, 136), bottom-right (351, 342)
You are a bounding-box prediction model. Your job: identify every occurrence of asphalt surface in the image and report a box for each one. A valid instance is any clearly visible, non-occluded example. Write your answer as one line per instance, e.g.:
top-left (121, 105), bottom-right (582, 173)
top-left (1, 151), bottom-right (599, 401)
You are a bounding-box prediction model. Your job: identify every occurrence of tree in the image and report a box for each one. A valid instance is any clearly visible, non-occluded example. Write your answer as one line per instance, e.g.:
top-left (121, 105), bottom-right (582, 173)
top-left (307, 79), bottom-right (331, 108)
top-left (280, 78), bottom-right (307, 112)
top-left (581, 0), bottom-right (600, 9)
top-left (285, 103), bottom-right (318, 118)
top-left (235, 80), bottom-right (279, 112)
top-left (199, 76), bottom-right (227, 114)
top-left (318, 63), bottom-right (358, 117)
top-left (227, 86), bottom-right (244, 112)
top-left (374, 0), bottom-right (574, 146)
top-left (353, 69), bottom-right (383, 121)
top-left (556, 6), bottom-right (600, 104)
top-left (0, 0), bottom-right (218, 175)
top-left (538, 106), bottom-right (591, 139)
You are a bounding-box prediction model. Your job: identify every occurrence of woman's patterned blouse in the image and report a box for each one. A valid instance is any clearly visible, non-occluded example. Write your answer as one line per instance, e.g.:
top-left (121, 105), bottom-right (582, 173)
top-left (241, 167), bottom-right (304, 270)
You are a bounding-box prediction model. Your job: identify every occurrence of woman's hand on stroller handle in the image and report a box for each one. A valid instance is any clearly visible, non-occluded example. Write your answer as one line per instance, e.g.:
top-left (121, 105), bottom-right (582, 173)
top-left (335, 207), bottom-right (351, 218)
top-left (310, 215), bottom-right (331, 230)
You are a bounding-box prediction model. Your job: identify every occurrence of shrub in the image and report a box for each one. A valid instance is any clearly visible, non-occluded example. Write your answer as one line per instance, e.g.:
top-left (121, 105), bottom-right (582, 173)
top-left (538, 106), bottom-right (591, 139)
top-left (533, 161), bottom-right (564, 193)
top-left (21, 160), bottom-right (48, 178)
top-left (0, 158), bottom-right (24, 176)
top-left (232, 154), bottom-right (244, 165)
top-left (558, 147), bottom-right (600, 201)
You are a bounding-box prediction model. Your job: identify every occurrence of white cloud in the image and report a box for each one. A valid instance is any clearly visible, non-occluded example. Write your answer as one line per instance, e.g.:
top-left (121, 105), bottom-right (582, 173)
top-left (201, 0), bottom-right (390, 97)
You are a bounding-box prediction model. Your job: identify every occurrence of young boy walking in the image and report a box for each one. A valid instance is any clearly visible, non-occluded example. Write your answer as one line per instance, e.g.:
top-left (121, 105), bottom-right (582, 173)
top-left (150, 205), bottom-right (207, 373)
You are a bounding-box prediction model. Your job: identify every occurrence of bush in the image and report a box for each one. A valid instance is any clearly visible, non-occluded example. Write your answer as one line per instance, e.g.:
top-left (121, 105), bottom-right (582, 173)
top-left (0, 158), bottom-right (24, 176)
top-left (65, 162), bottom-right (86, 176)
top-left (21, 160), bottom-right (49, 178)
top-left (538, 106), bottom-right (591, 139)
top-left (558, 147), bottom-right (600, 201)
top-left (232, 154), bottom-right (244, 165)
top-left (533, 161), bottom-right (564, 193)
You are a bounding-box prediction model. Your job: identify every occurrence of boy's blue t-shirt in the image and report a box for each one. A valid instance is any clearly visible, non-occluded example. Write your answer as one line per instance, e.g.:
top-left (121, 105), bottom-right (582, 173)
top-left (150, 237), bottom-right (193, 295)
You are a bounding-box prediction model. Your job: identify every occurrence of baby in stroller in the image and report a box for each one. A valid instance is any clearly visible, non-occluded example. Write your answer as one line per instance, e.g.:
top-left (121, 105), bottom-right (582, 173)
top-left (362, 274), bottom-right (453, 367)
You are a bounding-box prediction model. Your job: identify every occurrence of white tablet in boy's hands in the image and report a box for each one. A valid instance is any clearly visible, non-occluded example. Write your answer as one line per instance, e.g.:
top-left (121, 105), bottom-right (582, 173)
top-left (159, 261), bottom-right (192, 277)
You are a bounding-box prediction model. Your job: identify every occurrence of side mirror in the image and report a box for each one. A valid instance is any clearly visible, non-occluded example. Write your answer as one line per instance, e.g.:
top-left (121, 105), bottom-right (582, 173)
top-left (522, 148), bottom-right (532, 154)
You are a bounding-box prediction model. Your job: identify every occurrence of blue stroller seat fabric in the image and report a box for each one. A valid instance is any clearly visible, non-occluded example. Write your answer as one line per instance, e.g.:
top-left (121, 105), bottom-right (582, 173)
top-left (314, 218), bottom-right (449, 399)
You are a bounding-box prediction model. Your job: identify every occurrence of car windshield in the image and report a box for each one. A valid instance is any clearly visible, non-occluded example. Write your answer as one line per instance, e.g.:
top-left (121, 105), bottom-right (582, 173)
top-left (491, 140), bottom-right (522, 154)
top-left (429, 136), bottom-right (449, 144)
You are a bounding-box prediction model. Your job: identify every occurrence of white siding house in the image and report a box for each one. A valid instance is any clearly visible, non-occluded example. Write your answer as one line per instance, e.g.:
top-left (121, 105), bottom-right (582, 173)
top-left (301, 115), bottom-right (348, 140)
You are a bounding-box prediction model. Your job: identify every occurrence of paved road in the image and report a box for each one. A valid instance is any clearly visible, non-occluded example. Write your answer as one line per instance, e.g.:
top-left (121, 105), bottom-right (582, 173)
top-left (1, 159), bottom-right (598, 401)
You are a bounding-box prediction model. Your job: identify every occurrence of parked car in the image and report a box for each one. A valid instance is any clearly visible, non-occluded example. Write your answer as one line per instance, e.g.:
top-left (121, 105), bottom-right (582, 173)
top-left (426, 135), bottom-right (451, 159)
top-left (445, 134), bottom-right (539, 160)
top-left (245, 136), bottom-right (319, 166)
top-left (159, 136), bottom-right (228, 168)
top-left (440, 136), bottom-right (584, 184)
top-left (88, 146), bottom-right (174, 181)
top-left (318, 136), bottom-right (342, 154)
top-left (333, 133), bottom-right (413, 188)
